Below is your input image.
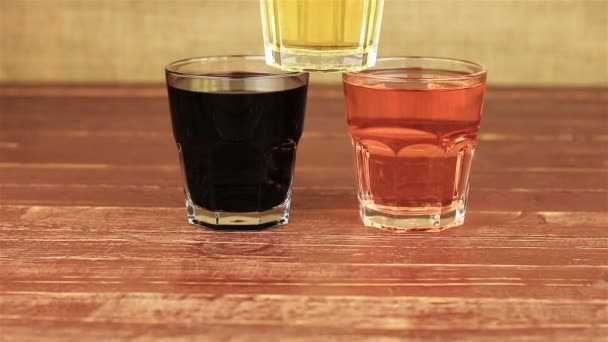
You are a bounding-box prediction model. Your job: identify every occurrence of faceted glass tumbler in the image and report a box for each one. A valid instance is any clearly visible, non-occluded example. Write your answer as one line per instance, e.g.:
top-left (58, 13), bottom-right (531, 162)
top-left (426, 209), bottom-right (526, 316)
top-left (260, 0), bottom-right (385, 72)
top-left (343, 57), bottom-right (487, 232)
top-left (166, 56), bottom-right (309, 229)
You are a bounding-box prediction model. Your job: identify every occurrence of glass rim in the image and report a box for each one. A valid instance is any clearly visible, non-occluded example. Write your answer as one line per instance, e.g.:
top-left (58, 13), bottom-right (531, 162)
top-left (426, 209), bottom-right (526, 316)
top-left (343, 56), bottom-right (487, 82)
top-left (165, 55), bottom-right (306, 80)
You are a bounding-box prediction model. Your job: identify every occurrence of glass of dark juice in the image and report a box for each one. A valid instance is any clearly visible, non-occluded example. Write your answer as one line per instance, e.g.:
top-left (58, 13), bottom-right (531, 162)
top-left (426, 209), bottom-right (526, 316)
top-left (165, 56), bottom-right (309, 229)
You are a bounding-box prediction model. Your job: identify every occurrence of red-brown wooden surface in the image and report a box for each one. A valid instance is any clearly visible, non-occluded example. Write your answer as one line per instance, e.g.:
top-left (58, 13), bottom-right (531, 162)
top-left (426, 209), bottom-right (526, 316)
top-left (1, 85), bottom-right (607, 341)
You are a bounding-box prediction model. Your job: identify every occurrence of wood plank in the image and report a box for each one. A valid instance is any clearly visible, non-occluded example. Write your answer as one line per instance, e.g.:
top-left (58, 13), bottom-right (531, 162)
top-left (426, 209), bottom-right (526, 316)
top-left (2, 207), bottom-right (607, 271)
top-left (2, 205), bottom-right (607, 232)
top-left (2, 185), bottom-right (606, 211)
top-left (1, 293), bottom-right (606, 332)
top-left (1, 84), bottom-right (606, 100)
top-left (1, 322), bottom-right (605, 342)
top-left (1, 133), bottom-right (607, 169)
top-left (2, 92), bottom-right (607, 134)
top-left (0, 166), bottom-right (606, 191)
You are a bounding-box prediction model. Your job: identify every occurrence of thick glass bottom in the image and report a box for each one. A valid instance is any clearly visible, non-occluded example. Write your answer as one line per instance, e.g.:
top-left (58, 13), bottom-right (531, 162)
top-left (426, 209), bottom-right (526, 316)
top-left (185, 197), bottom-right (290, 230)
top-left (265, 46), bottom-right (377, 72)
top-left (359, 197), bottom-right (468, 232)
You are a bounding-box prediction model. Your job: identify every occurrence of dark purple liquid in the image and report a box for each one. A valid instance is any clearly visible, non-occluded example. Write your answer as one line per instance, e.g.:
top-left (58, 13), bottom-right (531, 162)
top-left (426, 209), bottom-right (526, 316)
top-left (167, 76), bottom-right (307, 212)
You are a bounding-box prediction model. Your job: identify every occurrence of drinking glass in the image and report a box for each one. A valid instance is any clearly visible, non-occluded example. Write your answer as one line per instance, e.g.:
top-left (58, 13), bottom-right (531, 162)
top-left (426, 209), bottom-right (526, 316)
top-left (343, 57), bottom-right (487, 231)
top-left (259, 0), bottom-right (385, 72)
top-left (166, 56), bottom-right (309, 229)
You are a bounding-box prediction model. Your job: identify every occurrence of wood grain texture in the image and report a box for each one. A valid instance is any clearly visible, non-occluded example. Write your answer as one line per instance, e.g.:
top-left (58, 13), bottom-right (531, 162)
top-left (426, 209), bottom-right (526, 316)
top-left (1, 85), bottom-right (607, 341)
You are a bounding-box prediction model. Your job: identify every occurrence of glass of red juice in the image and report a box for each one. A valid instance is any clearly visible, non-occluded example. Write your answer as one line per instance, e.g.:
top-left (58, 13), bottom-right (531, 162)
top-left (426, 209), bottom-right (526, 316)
top-left (343, 57), bottom-right (487, 232)
top-left (165, 56), bottom-right (308, 229)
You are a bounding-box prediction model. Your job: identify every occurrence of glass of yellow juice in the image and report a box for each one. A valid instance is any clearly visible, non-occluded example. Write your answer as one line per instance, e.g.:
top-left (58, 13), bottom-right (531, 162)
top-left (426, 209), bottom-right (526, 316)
top-left (260, 0), bottom-right (385, 72)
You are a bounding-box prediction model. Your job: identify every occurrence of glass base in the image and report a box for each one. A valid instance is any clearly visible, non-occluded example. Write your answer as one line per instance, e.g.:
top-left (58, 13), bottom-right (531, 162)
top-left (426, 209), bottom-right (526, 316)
top-left (185, 197), bottom-right (290, 230)
top-left (265, 46), bottom-right (377, 72)
top-left (359, 198), bottom-right (467, 232)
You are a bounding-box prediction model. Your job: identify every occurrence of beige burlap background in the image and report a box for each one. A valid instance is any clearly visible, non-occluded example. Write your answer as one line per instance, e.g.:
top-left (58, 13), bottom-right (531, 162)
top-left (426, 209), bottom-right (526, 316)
top-left (1, 0), bottom-right (606, 85)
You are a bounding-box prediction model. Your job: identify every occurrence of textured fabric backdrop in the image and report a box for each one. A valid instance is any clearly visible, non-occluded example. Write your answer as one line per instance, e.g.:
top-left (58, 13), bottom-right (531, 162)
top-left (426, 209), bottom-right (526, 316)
top-left (1, 0), bottom-right (606, 85)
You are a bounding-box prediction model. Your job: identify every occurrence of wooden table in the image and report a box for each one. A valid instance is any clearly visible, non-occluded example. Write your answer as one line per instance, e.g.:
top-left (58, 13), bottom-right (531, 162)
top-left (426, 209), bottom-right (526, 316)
top-left (1, 85), bottom-right (607, 341)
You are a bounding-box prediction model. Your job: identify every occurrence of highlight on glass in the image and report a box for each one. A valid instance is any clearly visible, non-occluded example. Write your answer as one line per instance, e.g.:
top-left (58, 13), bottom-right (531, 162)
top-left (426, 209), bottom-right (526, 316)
top-left (165, 56), bottom-right (309, 229)
top-left (343, 57), bottom-right (487, 231)
top-left (259, 0), bottom-right (385, 72)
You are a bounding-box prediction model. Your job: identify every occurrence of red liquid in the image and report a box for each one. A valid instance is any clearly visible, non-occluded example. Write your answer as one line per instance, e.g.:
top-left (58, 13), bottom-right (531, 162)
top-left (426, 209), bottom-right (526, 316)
top-left (344, 72), bottom-right (485, 212)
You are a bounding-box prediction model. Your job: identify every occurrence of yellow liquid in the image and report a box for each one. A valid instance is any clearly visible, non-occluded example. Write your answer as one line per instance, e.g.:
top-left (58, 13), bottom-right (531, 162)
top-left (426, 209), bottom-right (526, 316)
top-left (260, 0), bottom-right (384, 71)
